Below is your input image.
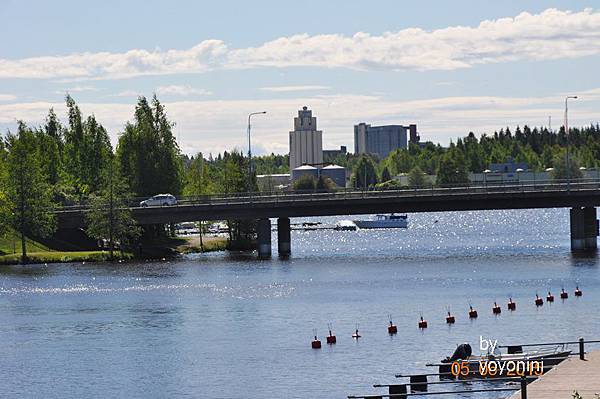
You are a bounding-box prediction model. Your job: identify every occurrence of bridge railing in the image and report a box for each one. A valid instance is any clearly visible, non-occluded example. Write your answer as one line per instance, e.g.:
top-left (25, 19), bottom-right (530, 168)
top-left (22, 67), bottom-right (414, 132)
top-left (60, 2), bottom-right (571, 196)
top-left (172, 178), bottom-right (600, 206)
top-left (53, 178), bottom-right (600, 212)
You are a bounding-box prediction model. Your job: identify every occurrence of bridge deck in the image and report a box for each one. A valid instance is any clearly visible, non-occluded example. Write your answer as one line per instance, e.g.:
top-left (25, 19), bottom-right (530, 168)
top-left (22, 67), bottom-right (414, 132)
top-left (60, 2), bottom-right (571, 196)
top-left (55, 181), bottom-right (600, 228)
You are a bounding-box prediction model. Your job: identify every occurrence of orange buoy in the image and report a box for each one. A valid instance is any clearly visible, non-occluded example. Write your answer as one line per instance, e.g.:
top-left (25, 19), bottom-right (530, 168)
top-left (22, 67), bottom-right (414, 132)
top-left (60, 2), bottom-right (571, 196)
top-left (468, 306), bottom-right (478, 319)
top-left (326, 324), bottom-right (336, 344)
top-left (388, 321), bottom-right (398, 335)
top-left (311, 334), bottom-right (321, 349)
top-left (507, 298), bottom-right (516, 311)
top-left (560, 288), bottom-right (569, 299)
top-left (492, 302), bottom-right (502, 314)
top-left (575, 286), bottom-right (582, 297)
top-left (546, 291), bottom-right (554, 303)
top-left (446, 311), bottom-right (455, 324)
top-left (535, 294), bottom-right (544, 306)
top-left (418, 316), bottom-right (428, 329)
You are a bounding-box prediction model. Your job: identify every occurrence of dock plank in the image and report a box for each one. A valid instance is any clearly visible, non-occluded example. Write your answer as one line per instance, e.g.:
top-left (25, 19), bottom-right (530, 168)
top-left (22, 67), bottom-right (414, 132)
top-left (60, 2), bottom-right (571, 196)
top-left (509, 350), bottom-right (600, 399)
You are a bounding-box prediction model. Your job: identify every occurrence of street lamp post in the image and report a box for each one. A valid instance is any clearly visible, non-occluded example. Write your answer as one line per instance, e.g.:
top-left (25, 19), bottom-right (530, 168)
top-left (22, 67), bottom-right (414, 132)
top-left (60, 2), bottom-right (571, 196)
top-left (247, 111), bottom-right (267, 192)
top-left (565, 96), bottom-right (578, 192)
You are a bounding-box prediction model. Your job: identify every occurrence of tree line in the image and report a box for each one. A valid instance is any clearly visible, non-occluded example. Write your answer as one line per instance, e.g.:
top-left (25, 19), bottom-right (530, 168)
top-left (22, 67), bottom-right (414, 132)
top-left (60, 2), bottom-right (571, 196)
top-left (333, 125), bottom-right (600, 189)
top-left (0, 95), bottom-right (265, 261)
top-left (0, 95), bottom-right (184, 262)
top-left (1, 95), bottom-right (599, 261)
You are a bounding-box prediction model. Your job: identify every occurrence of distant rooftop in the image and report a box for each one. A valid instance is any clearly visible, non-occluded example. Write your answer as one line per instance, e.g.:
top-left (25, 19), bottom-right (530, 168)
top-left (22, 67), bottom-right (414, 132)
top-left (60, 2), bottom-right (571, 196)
top-left (294, 165), bottom-right (318, 170)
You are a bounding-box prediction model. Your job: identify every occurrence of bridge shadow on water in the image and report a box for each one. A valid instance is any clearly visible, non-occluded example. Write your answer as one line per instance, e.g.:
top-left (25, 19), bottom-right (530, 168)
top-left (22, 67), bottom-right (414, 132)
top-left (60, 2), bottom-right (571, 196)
top-left (570, 250), bottom-right (599, 266)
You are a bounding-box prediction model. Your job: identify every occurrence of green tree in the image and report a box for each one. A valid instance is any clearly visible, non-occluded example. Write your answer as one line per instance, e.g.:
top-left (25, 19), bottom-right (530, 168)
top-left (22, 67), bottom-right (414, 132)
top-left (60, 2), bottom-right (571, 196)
top-left (408, 166), bottom-right (428, 188)
top-left (182, 152), bottom-right (214, 251)
top-left (550, 152), bottom-right (583, 181)
top-left (183, 152), bottom-right (213, 197)
top-left (292, 174), bottom-right (317, 191)
top-left (6, 123), bottom-right (56, 263)
top-left (0, 139), bottom-right (9, 238)
top-left (62, 95), bottom-right (87, 200)
top-left (380, 166), bottom-right (392, 182)
top-left (212, 150), bottom-right (257, 245)
top-left (117, 95), bottom-right (183, 197)
top-left (384, 149), bottom-right (413, 175)
top-left (437, 147), bottom-right (470, 187)
top-left (81, 115), bottom-right (113, 193)
top-left (316, 175), bottom-right (336, 192)
top-left (216, 150), bottom-right (256, 194)
top-left (86, 157), bottom-right (140, 259)
top-left (37, 108), bottom-right (63, 186)
top-left (352, 155), bottom-right (378, 189)
top-left (61, 96), bottom-right (112, 199)
top-left (253, 153), bottom-right (290, 174)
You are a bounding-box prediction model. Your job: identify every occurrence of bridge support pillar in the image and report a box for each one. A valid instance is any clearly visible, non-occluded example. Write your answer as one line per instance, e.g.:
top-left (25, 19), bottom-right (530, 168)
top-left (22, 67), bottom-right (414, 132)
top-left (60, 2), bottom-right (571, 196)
top-left (257, 218), bottom-right (272, 259)
top-left (570, 207), bottom-right (598, 252)
top-left (277, 217), bottom-right (291, 258)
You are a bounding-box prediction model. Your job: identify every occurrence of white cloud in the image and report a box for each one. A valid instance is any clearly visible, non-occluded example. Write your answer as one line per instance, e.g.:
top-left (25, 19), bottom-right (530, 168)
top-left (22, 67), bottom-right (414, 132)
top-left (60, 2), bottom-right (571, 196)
top-left (112, 90), bottom-right (143, 97)
top-left (2, 8), bottom-right (600, 80)
top-left (54, 85), bottom-right (99, 95)
top-left (156, 85), bottom-right (212, 96)
top-left (0, 94), bottom-right (16, 102)
top-left (260, 85), bottom-right (330, 92)
top-left (1, 89), bottom-right (598, 156)
top-left (67, 86), bottom-right (98, 92)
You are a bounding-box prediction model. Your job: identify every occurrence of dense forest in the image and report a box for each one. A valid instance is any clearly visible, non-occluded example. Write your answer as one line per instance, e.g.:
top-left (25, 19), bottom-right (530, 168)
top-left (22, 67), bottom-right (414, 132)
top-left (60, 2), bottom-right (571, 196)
top-left (1, 95), bottom-right (599, 260)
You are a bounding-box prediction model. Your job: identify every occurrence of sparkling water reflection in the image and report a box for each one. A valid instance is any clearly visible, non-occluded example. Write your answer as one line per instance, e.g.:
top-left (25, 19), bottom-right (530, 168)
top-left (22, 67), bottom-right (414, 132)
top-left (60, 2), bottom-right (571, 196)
top-left (0, 209), bottom-right (599, 398)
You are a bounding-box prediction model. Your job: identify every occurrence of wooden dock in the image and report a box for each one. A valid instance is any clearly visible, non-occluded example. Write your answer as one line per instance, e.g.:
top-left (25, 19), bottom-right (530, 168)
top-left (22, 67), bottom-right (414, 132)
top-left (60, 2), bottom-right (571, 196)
top-left (509, 350), bottom-right (600, 399)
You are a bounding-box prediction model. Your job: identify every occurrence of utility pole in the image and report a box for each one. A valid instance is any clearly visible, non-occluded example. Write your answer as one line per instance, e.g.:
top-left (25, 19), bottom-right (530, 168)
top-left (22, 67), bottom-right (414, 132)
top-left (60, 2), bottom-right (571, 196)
top-left (548, 116), bottom-right (551, 132)
top-left (565, 96), bottom-right (578, 192)
top-left (108, 157), bottom-right (114, 260)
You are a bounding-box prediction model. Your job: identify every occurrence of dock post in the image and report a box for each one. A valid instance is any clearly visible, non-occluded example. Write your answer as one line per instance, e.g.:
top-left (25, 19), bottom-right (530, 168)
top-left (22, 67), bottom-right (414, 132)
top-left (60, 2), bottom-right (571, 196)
top-left (579, 337), bottom-right (585, 360)
top-left (520, 375), bottom-right (527, 399)
top-left (257, 218), bottom-right (272, 259)
top-left (277, 217), bottom-right (291, 258)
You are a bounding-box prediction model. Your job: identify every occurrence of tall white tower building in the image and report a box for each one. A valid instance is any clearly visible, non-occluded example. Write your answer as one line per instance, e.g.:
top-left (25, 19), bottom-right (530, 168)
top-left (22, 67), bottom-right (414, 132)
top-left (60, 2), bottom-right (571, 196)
top-left (289, 106), bottom-right (323, 171)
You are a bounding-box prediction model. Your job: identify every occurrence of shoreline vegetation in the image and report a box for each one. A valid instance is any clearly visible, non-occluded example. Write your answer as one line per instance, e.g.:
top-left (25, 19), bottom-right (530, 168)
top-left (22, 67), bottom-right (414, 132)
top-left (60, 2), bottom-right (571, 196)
top-left (2, 94), bottom-right (599, 265)
top-left (176, 235), bottom-right (229, 254)
top-left (0, 229), bottom-right (228, 265)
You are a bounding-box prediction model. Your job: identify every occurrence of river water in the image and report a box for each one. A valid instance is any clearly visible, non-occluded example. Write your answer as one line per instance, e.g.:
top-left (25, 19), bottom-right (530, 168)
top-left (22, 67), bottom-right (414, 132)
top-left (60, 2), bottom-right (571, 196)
top-left (1, 209), bottom-right (599, 398)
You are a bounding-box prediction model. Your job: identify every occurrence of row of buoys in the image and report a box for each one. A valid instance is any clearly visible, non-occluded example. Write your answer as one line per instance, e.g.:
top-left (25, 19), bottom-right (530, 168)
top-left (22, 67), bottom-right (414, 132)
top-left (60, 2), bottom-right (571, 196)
top-left (312, 326), bottom-right (338, 348)
top-left (311, 287), bottom-right (583, 347)
top-left (535, 287), bottom-right (582, 307)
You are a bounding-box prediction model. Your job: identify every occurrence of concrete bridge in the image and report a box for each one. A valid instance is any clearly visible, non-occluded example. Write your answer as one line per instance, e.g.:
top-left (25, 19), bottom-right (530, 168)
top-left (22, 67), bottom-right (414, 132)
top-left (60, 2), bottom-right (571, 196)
top-left (55, 181), bottom-right (600, 258)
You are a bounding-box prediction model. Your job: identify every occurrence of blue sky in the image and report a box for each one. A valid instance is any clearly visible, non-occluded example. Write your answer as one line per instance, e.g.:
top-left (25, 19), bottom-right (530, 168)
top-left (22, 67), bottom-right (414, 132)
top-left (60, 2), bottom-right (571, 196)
top-left (1, 0), bottom-right (600, 155)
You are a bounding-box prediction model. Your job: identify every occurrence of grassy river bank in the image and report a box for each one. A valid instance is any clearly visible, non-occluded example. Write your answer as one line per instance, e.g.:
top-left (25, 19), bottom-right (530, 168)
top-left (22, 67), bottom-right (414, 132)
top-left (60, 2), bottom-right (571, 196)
top-left (0, 230), bottom-right (228, 265)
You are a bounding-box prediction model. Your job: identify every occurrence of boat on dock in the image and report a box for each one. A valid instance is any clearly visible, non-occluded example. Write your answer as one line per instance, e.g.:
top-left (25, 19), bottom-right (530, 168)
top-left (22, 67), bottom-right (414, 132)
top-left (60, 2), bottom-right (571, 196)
top-left (437, 343), bottom-right (571, 378)
top-left (353, 214), bottom-right (408, 229)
